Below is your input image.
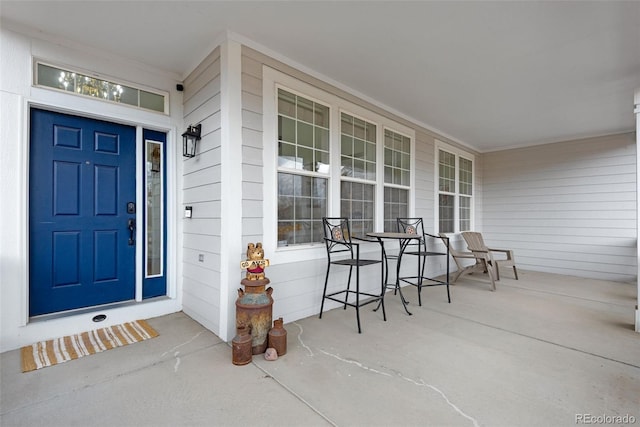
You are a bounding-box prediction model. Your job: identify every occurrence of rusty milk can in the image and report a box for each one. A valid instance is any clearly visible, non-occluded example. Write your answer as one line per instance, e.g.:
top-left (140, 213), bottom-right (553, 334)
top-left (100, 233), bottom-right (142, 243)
top-left (236, 278), bottom-right (273, 355)
top-left (231, 324), bottom-right (253, 365)
top-left (237, 242), bottom-right (273, 355)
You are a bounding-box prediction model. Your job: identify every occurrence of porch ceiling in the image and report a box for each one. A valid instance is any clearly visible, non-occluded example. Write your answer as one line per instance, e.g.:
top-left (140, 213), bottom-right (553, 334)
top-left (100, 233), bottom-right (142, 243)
top-left (2, 1), bottom-right (639, 152)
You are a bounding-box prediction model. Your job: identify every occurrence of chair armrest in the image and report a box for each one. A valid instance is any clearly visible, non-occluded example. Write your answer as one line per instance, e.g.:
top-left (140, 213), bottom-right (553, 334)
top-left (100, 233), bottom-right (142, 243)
top-left (488, 248), bottom-right (514, 255)
top-left (488, 248), bottom-right (515, 260)
top-left (455, 252), bottom-right (478, 258)
top-left (324, 237), bottom-right (354, 246)
top-left (470, 249), bottom-right (490, 254)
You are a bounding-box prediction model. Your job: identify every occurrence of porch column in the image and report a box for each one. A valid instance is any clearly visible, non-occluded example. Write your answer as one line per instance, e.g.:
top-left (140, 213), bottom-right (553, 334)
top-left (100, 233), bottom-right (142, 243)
top-left (219, 38), bottom-right (244, 341)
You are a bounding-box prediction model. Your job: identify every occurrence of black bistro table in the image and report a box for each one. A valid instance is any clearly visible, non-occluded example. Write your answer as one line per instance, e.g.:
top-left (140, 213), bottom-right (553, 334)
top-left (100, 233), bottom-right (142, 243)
top-left (366, 232), bottom-right (423, 315)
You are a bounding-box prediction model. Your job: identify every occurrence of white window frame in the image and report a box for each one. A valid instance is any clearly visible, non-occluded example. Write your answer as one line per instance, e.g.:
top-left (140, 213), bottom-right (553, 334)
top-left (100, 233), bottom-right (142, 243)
top-left (435, 140), bottom-right (475, 235)
top-left (263, 66), bottom-right (415, 264)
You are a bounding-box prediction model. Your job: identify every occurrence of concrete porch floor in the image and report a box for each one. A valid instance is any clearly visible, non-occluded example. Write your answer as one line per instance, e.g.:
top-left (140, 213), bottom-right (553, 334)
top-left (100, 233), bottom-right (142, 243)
top-left (1, 270), bottom-right (639, 427)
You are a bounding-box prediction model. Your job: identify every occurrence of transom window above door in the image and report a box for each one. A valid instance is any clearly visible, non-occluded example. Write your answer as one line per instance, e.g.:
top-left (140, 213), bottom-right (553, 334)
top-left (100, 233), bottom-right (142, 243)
top-left (35, 61), bottom-right (168, 113)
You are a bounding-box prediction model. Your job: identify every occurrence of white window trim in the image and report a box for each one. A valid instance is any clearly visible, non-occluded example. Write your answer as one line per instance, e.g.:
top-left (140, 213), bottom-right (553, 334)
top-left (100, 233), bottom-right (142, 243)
top-left (434, 140), bottom-right (475, 235)
top-left (263, 66), bottom-right (415, 265)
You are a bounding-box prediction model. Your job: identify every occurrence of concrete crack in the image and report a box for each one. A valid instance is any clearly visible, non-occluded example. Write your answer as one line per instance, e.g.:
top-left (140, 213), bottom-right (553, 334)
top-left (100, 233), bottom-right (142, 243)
top-left (396, 373), bottom-right (480, 427)
top-left (293, 322), bottom-right (314, 356)
top-left (320, 350), bottom-right (480, 427)
top-left (173, 351), bottom-right (181, 373)
top-left (160, 330), bottom-right (205, 358)
top-left (319, 350), bottom-right (392, 377)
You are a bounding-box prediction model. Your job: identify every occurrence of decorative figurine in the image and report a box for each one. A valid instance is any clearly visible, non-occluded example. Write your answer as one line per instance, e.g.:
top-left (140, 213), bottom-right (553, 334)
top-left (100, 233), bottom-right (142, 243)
top-left (240, 242), bottom-right (270, 280)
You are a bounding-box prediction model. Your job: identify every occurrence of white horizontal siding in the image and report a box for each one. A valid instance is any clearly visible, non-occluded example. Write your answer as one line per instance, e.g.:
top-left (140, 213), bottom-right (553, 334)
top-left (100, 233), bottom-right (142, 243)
top-left (240, 52), bottom-right (265, 248)
top-left (481, 133), bottom-right (637, 282)
top-left (414, 129), bottom-right (436, 226)
top-left (181, 47), bottom-right (223, 332)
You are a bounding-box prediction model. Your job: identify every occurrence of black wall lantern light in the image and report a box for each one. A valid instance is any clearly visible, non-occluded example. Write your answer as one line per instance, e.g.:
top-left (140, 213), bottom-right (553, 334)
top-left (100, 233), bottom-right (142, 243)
top-left (182, 124), bottom-right (201, 158)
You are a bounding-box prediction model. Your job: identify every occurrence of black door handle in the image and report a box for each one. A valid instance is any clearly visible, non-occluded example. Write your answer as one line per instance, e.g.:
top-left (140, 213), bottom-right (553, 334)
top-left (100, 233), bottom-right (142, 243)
top-left (128, 218), bottom-right (135, 246)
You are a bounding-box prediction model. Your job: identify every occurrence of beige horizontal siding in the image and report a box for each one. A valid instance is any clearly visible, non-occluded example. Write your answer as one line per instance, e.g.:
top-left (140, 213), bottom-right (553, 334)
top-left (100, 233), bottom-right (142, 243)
top-left (481, 133), bottom-right (636, 282)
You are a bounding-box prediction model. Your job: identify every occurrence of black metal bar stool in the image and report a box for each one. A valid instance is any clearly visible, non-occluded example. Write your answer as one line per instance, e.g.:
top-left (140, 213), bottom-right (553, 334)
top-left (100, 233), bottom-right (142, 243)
top-left (319, 217), bottom-right (386, 333)
top-left (397, 218), bottom-right (451, 305)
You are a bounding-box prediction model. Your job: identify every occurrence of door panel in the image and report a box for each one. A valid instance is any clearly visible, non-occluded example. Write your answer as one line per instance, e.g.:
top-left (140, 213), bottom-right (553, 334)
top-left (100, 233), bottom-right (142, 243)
top-left (29, 109), bottom-right (137, 316)
top-left (52, 231), bottom-right (80, 286)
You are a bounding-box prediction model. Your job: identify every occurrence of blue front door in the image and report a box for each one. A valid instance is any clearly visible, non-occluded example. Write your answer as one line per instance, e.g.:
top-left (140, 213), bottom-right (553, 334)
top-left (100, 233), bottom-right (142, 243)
top-left (29, 109), bottom-right (137, 316)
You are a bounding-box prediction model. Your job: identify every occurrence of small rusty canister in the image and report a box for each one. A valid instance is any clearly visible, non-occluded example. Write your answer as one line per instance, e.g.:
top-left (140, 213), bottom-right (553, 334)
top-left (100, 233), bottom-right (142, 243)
top-left (236, 278), bottom-right (273, 355)
top-left (232, 325), bottom-right (252, 365)
top-left (268, 317), bottom-right (287, 356)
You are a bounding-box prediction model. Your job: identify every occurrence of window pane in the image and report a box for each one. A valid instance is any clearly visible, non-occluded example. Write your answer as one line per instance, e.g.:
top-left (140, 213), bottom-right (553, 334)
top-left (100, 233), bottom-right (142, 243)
top-left (401, 171), bottom-right (410, 187)
top-left (341, 135), bottom-right (353, 156)
top-left (439, 194), bottom-right (454, 233)
top-left (365, 141), bottom-right (376, 162)
top-left (278, 90), bottom-right (296, 116)
top-left (341, 181), bottom-right (375, 236)
top-left (341, 114), bottom-right (353, 136)
top-left (384, 129), bottom-right (410, 186)
top-left (278, 173), bottom-right (294, 195)
top-left (353, 117), bottom-right (366, 140)
top-left (296, 174), bottom-right (311, 197)
top-left (279, 116), bottom-right (296, 143)
top-left (315, 128), bottom-right (329, 151)
top-left (297, 97), bottom-right (314, 123)
top-left (353, 159), bottom-right (365, 179)
top-left (299, 147), bottom-right (314, 171)
top-left (317, 151), bottom-right (330, 174)
top-left (341, 156), bottom-right (353, 177)
top-left (37, 63), bottom-right (67, 90)
top-left (278, 142), bottom-right (297, 168)
top-left (384, 187), bottom-right (408, 232)
top-left (460, 196), bottom-right (471, 231)
top-left (278, 173), bottom-right (327, 247)
top-left (459, 157), bottom-right (473, 196)
top-left (439, 150), bottom-right (455, 193)
top-left (140, 91), bottom-right (165, 113)
top-left (365, 162), bottom-right (376, 181)
top-left (366, 122), bottom-right (376, 143)
top-left (341, 113), bottom-right (376, 182)
top-left (354, 138), bottom-right (365, 159)
top-left (314, 103), bottom-right (329, 127)
top-left (146, 141), bottom-right (163, 277)
top-left (278, 196), bottom-right (294, 220)
top-left (297, 122), bottom-right (313, 147)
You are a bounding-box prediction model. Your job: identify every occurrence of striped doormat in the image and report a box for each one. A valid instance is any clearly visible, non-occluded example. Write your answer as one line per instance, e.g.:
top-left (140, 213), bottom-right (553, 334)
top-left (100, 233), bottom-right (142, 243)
top-left (21, 320), bottom-right (159, 372)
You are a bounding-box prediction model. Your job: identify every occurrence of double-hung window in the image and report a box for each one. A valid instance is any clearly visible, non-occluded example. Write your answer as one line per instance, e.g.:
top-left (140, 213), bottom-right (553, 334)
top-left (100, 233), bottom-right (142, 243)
top-left (437, 141), bottom-right (474, 233)
top-left (265, 67), bottom-right (414, 253)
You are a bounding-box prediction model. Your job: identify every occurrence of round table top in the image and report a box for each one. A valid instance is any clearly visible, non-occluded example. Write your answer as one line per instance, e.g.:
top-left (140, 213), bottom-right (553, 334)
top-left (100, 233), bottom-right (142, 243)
top-left (366, 232), bottom-right (422, 239)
